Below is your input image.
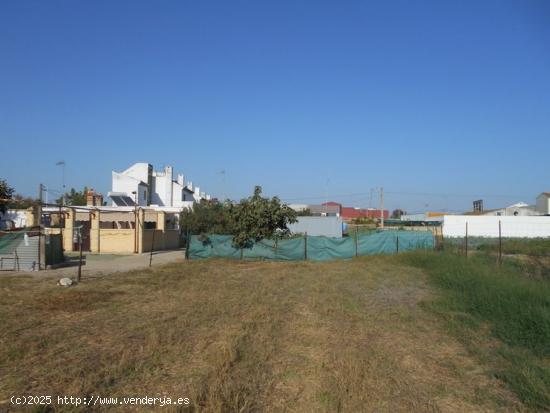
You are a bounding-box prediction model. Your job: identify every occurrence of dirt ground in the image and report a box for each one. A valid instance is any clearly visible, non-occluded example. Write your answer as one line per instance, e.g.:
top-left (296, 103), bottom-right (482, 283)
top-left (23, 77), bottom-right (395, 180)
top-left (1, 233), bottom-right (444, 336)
top-left (0, 257), bottom-right (526, 412)
top-left (1, 249), bottom-right (186, 279)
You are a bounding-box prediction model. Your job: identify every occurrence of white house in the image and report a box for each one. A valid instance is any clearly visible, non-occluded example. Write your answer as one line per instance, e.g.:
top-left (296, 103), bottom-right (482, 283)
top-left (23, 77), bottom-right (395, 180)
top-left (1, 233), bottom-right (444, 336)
top-left (108, 163), bottom-right (210, 209)
top-left (536, 192), bottom-right (550, 215)
top-left (482, 202), bottom-right (540, 217)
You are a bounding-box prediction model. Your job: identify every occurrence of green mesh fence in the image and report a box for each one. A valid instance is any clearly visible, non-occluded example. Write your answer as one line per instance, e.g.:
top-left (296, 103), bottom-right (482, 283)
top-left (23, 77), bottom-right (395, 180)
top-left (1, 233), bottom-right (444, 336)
top-left (189, 230), bottom-right (434, 261)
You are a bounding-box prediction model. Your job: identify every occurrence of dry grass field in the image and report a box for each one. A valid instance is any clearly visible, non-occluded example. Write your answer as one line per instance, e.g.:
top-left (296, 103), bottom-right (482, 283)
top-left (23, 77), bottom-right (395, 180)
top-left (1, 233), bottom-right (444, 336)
top-left (0, 255), bottom-right (541, 412)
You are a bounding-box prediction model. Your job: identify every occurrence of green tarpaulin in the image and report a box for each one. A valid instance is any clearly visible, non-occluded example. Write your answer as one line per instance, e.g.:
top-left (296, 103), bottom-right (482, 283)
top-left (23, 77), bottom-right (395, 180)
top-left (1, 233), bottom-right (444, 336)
top-left (0, 232), bottom-right (24, 254)
top-left (189, 230), bottom-right (433, 261)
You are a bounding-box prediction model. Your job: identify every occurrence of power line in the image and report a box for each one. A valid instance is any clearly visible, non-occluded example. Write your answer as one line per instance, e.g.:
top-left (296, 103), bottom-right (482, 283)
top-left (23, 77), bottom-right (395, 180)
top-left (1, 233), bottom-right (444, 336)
top-left (281, 190), bottom-right (532, 202)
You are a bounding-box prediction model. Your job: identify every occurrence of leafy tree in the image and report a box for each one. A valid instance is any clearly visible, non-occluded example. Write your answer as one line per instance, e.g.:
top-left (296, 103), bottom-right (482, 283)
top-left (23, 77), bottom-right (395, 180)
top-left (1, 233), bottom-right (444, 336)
top-left (180, 199), bottom-right (235, 236)
top-left (391, 209), bottom-right (406, 219)
top-left (0, 179), bottom-right (15, 213)
top-left (57, 187), bottom-right (88, 206)
top-left (231, 186), bottom-right (297, 248)
top-left (179, 186), bottom-right (298, 248)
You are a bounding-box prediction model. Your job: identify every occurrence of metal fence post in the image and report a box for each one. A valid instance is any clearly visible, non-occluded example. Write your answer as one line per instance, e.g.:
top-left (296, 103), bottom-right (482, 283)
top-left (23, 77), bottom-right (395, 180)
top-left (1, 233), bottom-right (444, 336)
top-left (185, 230), bottom-right (190, 260)
top-left (396, 235), bottom-right (399, 253)
top-left (77, 228), bottom-right (83, 282)
top-left (498, 220), bottom-right (502, 266)
top-left (304, 232), bottom-right (307, 260)
top-left (465, 222), bottom-right (468, 258)
top-left (149, 229), bottom-right (156, 267)
top-left (354, 226), bottom-right (358, 257)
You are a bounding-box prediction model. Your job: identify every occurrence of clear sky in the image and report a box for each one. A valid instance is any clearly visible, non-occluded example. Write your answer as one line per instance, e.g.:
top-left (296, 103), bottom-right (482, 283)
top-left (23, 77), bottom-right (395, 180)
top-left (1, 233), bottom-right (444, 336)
top-left (1, 0), bottom-right (549, 213)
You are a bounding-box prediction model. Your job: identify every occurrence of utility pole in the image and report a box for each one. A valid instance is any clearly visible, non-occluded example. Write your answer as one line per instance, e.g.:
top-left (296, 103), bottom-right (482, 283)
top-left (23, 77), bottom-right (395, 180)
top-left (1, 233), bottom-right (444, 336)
top-left (380, 187), bottom-right (384, 228)
top-left (37, 184), bottom-right (43, 227)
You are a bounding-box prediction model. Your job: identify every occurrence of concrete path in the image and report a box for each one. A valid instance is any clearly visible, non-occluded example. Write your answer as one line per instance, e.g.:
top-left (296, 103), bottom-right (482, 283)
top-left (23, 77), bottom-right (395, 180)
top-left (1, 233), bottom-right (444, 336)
top-left (1, 249), bottom-right (186, 279)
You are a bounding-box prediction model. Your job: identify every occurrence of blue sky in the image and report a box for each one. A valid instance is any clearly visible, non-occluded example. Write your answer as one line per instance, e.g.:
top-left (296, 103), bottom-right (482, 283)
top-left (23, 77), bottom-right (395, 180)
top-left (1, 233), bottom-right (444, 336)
top-left (1, 0), bottom-right (549, 213)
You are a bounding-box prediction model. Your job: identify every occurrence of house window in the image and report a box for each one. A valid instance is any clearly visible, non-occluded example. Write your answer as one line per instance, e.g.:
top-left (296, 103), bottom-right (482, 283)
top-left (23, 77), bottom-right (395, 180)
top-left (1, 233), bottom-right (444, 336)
top-left (143, 190), bottom-right (147, 201)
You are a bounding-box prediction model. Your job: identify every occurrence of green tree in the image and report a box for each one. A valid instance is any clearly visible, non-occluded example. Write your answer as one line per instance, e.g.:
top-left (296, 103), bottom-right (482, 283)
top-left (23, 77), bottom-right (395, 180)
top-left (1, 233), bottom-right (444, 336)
top-left (231, 186), bottom-right (297, 248)
top-left (0, 179), bottom-right (15, 213)
top-left (57, 187), bottom-right (88, 206)
top-left (180, 199), bottom-right (235, 236)
top-left (179, 186), bottom-right (298, 248)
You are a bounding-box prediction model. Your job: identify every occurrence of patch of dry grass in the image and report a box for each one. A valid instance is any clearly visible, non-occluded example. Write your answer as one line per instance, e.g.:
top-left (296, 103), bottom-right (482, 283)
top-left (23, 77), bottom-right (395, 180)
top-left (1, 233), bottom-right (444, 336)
top-left (0, 258), bottom-right (525, 412)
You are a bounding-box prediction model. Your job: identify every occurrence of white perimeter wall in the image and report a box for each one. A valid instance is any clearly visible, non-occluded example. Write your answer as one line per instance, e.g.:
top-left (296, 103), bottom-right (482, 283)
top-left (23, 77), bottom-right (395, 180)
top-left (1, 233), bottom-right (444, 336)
top-left (443, 215), bottom-right (550, 238)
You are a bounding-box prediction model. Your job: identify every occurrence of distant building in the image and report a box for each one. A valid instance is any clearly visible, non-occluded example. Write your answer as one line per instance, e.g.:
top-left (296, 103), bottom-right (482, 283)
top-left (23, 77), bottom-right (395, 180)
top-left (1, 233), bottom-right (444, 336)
top-left (481, 202), bottom-right (539, 217)
top-left (108, 162), bottom-right (210, 208)
top-left (536, 192), bottom-right (550, 215)
top-left (288, 216), bottom-right (343, 238)
top-left (290, 201), bottom-right (388, 221)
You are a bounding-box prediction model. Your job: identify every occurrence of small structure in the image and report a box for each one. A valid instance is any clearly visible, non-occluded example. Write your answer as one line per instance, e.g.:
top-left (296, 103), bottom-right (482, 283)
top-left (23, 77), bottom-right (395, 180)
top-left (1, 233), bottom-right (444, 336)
top-left (86, 189), bottom-right (104, 207)
top-left (288, 216), bottom-right (343, 238)
top-left (479, 202), bottom-right (539, 217)
top-left (536, 192), bottom-right (550, 215)
top-left (33, 206), bottom-right (182, 255)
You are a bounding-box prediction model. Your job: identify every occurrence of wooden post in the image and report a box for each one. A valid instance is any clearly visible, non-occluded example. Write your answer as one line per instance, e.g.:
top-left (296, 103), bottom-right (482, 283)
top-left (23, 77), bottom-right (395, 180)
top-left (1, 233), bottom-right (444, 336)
top-left (149, 229), bottom-right (156, 267)
top-left (498, 220), bottom-right (502, 266)
top-left (304, 232), bottom-right (307, 260)
top-left (354, 226), bottom-right (358, 257)
top-left (465, 222), bottom-right (468, 258)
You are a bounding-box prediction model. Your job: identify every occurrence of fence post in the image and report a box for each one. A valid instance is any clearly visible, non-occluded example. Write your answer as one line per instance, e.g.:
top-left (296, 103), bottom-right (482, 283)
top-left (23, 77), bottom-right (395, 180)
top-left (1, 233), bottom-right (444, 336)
top-left (77, 228), bottom-right (83, 282)
top-left (498, 220), bottom-right (502, 266)
top-left (396, 235), bottom-right (399, 253)
top-left (185, 230), bottom-right (190, 259)
top-left (355, 226), bottom-right (358, 257)
top-left (304, 232), bottom-right (307, 260)
top-left (149, 229), bottom-right (156, 267)
top-left (465, 222), bottom-right (468, 258)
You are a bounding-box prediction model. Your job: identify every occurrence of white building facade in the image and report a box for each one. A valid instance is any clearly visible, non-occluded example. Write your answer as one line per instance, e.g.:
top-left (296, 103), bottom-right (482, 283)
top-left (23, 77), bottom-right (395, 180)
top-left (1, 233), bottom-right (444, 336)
top-left (536, 193), bottom-right (550, 215)
top-left (482, 202), bottom-right (540, 217)
top-left (109, 163), bottom-right (210, 209)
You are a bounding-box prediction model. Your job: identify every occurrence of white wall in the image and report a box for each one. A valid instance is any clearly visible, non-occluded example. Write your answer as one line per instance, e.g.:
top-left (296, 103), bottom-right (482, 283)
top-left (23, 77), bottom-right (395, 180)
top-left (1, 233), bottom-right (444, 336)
top-left (289, 216), bottom-right (343, 238)
top-left (536, 195), bottom-right (550, 215)
top-left (443, 215), bottom-right (550, 238)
